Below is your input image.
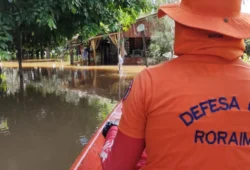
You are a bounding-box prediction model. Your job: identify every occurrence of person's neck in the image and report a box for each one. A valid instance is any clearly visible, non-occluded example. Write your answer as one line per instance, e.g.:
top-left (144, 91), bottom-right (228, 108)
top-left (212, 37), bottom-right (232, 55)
top-left (174, 23), bottom-right (245, 61)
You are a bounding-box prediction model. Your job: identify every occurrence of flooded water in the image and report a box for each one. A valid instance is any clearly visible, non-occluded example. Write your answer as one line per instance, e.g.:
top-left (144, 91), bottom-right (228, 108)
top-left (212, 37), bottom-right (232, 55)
top-left (0, 68), bottom-right (133, 170)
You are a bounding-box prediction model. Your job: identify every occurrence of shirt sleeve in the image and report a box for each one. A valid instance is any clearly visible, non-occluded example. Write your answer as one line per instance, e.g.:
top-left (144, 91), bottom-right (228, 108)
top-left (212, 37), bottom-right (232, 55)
top-left (101, 127), bottom-right (145, 170)
top-left (119, 69), bottom-right (152, 139)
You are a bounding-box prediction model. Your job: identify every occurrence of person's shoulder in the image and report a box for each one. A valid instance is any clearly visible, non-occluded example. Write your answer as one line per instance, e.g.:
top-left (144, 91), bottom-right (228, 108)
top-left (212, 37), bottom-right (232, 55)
top-left (238, 59), bottom-right (250, 68)
top-left (133, 58), bottom-right (180, 84)
top-left (236, 60), bottom-right (250, 75)
top-left (143, 58), bottom-right (179, 75)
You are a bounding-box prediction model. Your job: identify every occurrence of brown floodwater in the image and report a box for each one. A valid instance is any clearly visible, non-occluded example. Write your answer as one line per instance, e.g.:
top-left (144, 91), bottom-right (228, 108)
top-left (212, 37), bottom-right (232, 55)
top-left (0, 67), bottom-right (134, 170)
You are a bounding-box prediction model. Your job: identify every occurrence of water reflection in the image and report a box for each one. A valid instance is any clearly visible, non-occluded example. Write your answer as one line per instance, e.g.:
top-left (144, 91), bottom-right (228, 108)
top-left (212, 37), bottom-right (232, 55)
top-left (0, 117), bottom-right (10, 136)
top-left (0, 68), bottom-right (132, 170)
top-left (3, 68), bottom-right (131, 103)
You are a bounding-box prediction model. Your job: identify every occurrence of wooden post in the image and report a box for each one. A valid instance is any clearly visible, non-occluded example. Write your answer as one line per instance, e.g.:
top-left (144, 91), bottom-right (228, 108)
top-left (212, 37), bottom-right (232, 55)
top-left (41, 50), bottom-right (45, 59)
top-left (87, 46), bottom-right (90, 66)
top-left (117, 26), bottom-right (121, 73)
top-left (31, 49), bottom-right (34, 59)
top-left (70, 47), bottom-right (74, 65)
top-left (36, 50), bottom-right (39, 59)
top-left (76, 48), bottom-right (78, 62)
top-left (142, 31), bottom-right (148, 67)
top-left (46, 47), bottom-right (51, 59)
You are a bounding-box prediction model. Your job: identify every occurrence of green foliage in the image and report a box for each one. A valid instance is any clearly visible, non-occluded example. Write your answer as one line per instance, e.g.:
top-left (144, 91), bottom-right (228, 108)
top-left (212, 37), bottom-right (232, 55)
top-left (0, 50), bottom-right (13, 61)
top-left (0, 0), bottom-right (151, 59)
top-left (81, 0), bottom-right (152, 37)
top-left (100, 22), bottom-right (111, 33)
top-left (146, 0), bottom-right (180, 65)
top-left (149, 16), bottom-right (175, 63)
top-left (95, 100), bottom-right (117, 121)
top-left (0, 74), bottom-right (7, 93)
top-left (148, 0), bottom-right (180, 11)
top-left (245, 39), bottom-right (250, 55)
top-left (242, 53), bottom-right (249, 63)
top-left (116, 2), bottom-right (152, 32)
top-left (0, 18), bottom-right (13, 51)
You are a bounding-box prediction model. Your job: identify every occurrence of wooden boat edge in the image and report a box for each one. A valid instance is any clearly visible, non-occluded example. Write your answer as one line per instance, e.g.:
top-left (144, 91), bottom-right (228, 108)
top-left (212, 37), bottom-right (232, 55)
top-left (70, 102), bottom-right (122, 170)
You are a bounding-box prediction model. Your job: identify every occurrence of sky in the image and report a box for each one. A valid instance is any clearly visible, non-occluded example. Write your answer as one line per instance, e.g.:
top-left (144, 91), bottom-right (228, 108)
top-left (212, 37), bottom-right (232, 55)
top-left (242, 0), bottom-right (250, 13)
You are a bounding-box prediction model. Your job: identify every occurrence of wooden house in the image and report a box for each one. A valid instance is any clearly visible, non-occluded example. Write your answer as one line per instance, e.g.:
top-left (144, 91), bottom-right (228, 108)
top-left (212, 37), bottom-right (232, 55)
top-left (88, 13), bottom-right (157, 65)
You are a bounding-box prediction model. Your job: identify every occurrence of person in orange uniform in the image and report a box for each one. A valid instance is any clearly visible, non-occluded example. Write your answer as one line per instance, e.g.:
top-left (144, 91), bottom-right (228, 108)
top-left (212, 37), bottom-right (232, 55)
top-left (101, 0), bottom-right (250, 169)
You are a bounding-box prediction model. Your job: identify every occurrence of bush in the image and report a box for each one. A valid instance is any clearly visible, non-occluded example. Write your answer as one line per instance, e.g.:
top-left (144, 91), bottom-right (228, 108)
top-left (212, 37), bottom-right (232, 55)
top-left (245, 39), bottom-right (250, 55)
top-left (148, 16), bottom-right (175, 65)
top-left (0, 50), bottom-right (15, 61)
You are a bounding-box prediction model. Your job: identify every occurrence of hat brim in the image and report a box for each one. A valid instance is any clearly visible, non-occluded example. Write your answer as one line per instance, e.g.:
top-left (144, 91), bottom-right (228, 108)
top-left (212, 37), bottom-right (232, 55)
top-left (158, 4), bottom-right (250, 39)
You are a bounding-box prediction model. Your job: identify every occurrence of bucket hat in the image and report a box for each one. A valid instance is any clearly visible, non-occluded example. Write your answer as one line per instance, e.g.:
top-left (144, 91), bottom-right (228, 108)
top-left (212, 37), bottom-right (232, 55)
top-left (158, 0), bottom-right (250, 39)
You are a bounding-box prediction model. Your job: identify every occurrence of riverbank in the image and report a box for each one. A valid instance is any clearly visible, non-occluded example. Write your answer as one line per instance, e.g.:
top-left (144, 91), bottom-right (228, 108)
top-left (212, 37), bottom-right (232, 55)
top-left (2, 61), bottom-right (146, 77)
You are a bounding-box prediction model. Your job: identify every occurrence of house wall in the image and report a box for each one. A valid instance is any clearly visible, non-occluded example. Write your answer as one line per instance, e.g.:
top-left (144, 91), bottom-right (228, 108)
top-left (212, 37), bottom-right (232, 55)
top-left (123, 14), bottom-right (157, 38)
top-left (90, 14), bottom-right (157, 65)
top-left (97, 40), bottom-right (118, 65)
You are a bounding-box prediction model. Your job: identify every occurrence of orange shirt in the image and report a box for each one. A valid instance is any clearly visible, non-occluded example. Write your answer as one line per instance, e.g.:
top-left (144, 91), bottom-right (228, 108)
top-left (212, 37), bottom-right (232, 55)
top-left (119, 55), bottom-right (250, 170)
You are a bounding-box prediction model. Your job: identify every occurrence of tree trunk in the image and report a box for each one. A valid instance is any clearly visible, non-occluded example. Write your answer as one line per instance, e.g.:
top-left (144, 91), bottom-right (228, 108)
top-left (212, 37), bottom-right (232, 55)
top-left (41, 50), bottom-right (44, 59)
top-left (17, 31), bottom-right (23, 78)
top-left (117, 31), bottom-right (121, 72)
top-left (28, 50), bottom-right (31, 59)
top-left (46, 48), bottom-right (51, 59)
top-left (87, 48), bottom-right (90, 66)
top-left (76, 48), bottom-right (79, 62)
top-left (29, 50), bottom-right (32, 59)
top-left (26, 50), bottom-right (29, 59)
top-left (36, 50), bottom-right (39, 59)
top-left (142, 31), bottom-right (148, 67)
top-left (70, 48), bottom-right (74, 65)
top-left (31, 49), bottom-right (34, 59)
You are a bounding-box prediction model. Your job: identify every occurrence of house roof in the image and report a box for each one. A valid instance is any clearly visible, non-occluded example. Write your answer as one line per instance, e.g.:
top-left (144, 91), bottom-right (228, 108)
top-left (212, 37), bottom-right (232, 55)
top-left (89, 13), bottom-right (158, 41)
top-left (88, 32), bottom-right (119, 41)
top-left (137, 12), bottom-right (157, 21)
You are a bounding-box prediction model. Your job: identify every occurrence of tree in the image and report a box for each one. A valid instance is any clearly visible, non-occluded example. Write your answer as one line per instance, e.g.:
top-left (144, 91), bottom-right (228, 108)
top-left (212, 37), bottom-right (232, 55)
top-left (245, 39), bottom-right (250, 56)
top-left (148, 17), bottom-right (175, 64)
top-left (147, 0), bottom-right (179, 65)
top-left (0, 0), bottom-right (151, 74)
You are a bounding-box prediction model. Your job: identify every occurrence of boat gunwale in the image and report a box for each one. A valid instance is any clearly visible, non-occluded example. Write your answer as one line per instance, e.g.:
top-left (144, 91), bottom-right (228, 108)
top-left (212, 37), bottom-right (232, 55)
top-left (70, 102), bottom-right (122, 170)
